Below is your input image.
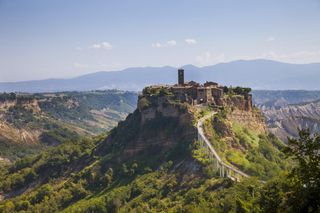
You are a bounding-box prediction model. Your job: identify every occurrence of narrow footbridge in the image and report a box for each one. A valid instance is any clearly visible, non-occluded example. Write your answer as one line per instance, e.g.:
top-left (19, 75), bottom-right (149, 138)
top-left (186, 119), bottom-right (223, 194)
top-left (197, 112), bottom-right (249, 181)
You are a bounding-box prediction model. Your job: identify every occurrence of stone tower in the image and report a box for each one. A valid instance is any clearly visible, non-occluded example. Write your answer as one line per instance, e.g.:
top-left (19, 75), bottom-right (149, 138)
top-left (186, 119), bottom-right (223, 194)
top-left (178, 68), bottom-right (184, 85)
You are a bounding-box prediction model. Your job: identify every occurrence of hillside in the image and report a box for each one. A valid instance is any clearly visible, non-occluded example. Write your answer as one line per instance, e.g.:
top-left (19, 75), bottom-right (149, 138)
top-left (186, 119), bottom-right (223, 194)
top-left (252, 90), bottom-right (320, 141)
top-left (1, 60), bottom-right (320, 92)
top-left (262, 100), bottom-right (320, 141)
top-left (0, 84), bottom-right (288, 212)
top-left (252, 90), bottom-right (320, 109)
top-left (0, 91), bottom-right (137, 161)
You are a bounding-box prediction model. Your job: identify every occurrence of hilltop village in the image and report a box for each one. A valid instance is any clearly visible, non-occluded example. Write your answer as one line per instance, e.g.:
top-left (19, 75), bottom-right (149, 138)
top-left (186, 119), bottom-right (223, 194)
top-left (141, 68), bottom-right (253, 111)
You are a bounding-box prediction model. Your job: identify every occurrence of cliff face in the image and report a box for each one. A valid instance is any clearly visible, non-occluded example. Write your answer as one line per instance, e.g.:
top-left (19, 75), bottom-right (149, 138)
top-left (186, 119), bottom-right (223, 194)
top-left (223, 95), bottom-right (252, 112)
top-left (262, 100), bottom-right (320, 141)
top-left (0, 99), bottom-right (41, 145)
top-left (227, 109), bottom-right (267, 135)
top-left (138, 96), bottom-right (182, 124)
top-left (98, 93), bottom-right (197, 158)
top-left (252, 90), bottom-right (320, 141)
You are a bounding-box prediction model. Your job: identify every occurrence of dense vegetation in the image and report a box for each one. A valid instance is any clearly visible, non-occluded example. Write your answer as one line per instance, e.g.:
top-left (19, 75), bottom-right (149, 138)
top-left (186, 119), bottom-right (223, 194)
top-left (223, 86), bottom-right (252, 96)
top-left (1, 126), bottom-right (318, 212)
top-left (0, 140), bottom-right (43, 162)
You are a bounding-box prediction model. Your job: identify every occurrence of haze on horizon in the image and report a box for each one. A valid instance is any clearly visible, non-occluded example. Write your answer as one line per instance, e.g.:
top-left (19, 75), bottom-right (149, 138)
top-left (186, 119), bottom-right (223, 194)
top-left (1, 0), bottom-right (320, 82)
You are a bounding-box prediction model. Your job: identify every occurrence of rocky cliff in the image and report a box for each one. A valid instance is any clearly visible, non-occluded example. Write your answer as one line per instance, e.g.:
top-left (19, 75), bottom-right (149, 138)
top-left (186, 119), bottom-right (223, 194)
top-left (262, 100), bottom-right (320, 141)
top-left (227, 109), bottom-right (267, 135)
top-left (97, 91), bottom-right (197, 157)
top-left (223, 94), bottom-right (252, 112)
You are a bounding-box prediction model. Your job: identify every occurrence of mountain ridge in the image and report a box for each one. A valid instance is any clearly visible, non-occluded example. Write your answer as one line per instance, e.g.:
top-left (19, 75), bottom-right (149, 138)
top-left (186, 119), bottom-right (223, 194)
top-left (1, 59), bottom-right (320, 92)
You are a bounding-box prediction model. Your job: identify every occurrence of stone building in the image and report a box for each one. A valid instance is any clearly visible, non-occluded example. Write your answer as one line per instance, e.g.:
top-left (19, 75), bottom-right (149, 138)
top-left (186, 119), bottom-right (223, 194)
top-left (171, 68), bottom-right (224, 105)
top-left (141, 68), bottom-right (253, 111)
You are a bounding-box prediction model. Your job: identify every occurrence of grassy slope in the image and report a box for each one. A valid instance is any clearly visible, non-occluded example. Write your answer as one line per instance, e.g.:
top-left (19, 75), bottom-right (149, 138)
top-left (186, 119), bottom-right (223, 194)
top-left (203, 109), bottom-right (288, 180)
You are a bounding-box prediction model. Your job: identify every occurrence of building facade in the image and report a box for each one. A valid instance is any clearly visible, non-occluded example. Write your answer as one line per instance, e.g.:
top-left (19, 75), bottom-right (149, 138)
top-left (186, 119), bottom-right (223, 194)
top-left (171, 69), bottom-right (224, 105)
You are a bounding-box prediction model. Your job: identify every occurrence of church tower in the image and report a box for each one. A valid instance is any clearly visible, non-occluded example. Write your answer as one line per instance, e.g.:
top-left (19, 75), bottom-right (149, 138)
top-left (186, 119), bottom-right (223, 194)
top-left (178, 68), bottom-right (184, 85)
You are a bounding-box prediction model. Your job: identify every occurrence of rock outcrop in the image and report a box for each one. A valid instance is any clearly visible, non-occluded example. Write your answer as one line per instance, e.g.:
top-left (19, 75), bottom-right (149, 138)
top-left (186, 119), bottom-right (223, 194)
top-left (262, 100), bottom-right (320, 141)
top-left (97, 92), bottom-right (198, 157)
top-left (129, 94), bottom-right (197, 156)
top-left (223, 95), bottom-right (252, 112)
top-left (227, 109), bottom-right (267, 135)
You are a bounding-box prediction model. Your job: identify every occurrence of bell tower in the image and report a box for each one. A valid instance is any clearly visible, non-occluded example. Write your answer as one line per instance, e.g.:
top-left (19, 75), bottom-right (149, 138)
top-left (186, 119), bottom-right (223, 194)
top-left (178, 68), bottom-right (184, 85)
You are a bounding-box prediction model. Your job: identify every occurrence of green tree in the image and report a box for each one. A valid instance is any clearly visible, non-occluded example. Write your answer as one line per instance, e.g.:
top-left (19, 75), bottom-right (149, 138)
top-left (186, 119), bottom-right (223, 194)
top-left (284, 129), bottom-right (320, 212)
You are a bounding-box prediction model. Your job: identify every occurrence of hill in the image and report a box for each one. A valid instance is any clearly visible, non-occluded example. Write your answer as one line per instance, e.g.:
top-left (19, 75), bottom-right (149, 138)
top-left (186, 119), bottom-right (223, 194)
top-left (0, 84), bottom-right (288, 212)
top-left (252, 90), bottom-right (320, 141)
top-left (0, 91), bottom-right (137, 162)
top-left (252, 90), bottom-right (320, 109)
top-left (262, 100), bottom-right (320, 141)
top-left (1, 59), bottom-right (320, 92)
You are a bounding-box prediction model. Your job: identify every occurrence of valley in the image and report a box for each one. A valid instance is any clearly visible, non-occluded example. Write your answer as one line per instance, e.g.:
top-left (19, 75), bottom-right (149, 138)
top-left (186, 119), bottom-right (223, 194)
top-left (253, 90), bottom-right (320, 141)
top-left (0, 91), bottom-right (137, 161)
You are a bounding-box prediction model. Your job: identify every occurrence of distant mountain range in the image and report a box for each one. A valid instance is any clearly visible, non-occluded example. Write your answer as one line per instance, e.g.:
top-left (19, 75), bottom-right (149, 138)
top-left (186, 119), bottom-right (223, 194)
top-left (1, 59), bottom-right (320, 92)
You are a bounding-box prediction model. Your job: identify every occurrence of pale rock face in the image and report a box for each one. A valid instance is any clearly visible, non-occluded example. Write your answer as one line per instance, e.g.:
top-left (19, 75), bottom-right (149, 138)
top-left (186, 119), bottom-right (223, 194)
top-left (123, 95), bottom-right (197, 156)
top-left (261, 101), bottom-right (320, 141)
top-left (0, 117), bottom-right (41, 145)
top-left (227, 109), bottom-right (268, 135)
top-left (0, 99), bottom-right (42, 145)
top-left (139, 96), bottom-right (182, 125)
top-left (223, 95), bottom-right (252, 112)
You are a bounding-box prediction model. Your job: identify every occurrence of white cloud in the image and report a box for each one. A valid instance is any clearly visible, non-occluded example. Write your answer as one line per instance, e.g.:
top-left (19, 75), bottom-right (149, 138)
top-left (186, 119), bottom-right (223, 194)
top-left (267, 36), bottom-right (276, 41)
top-left (185, 38), bottom-right (197, 45)
top-left (166, 40), bottom-right (177, 46)
top-left (152, 42), bottom-right (162, 48)
top-left (152, 40), bottom-right (176, 48)
top-left (195, 51), bottom-right (226, 66)
top-left (90, 42), bottom-right (113, 50)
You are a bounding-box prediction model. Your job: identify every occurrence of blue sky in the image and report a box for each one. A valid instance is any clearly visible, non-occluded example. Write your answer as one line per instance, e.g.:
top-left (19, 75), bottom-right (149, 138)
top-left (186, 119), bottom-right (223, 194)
top-left (1, 0), bottom-right (320, 82)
